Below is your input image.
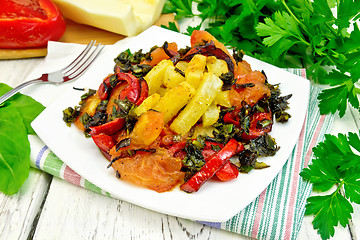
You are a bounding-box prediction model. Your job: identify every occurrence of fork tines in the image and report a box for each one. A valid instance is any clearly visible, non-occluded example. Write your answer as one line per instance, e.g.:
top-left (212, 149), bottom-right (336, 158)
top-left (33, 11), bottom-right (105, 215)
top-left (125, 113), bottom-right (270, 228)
top-left (64, 41), bottom-right (104, 81)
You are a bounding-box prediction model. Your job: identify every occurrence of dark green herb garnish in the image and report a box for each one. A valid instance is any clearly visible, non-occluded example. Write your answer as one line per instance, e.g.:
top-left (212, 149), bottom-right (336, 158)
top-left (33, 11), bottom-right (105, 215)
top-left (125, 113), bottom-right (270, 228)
top-left (80, 89), bottom-right (96, 102)
top-left (182, 139), bottom-right (206, 181)
top-left (267, 83), bottom-right (292, 123)
top-left (116, 138), bottom-right (131, 152)
top-left (114, 49), bottom-right (152, 77)
top-left (238, 150), bottom-right (257, 173)
top-left (80, 111), bottom-right (107, 134)
top-left (246, 133), bottom-right (279, 157)
top-left (110, 98), bottom-right (138, 133)
top-left (130, 64), bottom-right (152, 78)
top-left (219, 71), bottom-right (235, 90)
top-left (62, 106), bottom-right (80, 127)
top-left (232, 49), bottom-right (244, 63)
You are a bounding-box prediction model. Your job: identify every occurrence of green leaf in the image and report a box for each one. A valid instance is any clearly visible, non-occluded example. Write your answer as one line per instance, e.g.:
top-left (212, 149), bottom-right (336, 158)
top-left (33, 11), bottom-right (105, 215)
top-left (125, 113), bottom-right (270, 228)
top-left (256, 11), bottom-right (308, 50)
top-left (317, 85), bottom-right (348, 117)
top-left (300, 136), bottom-right (342, 191)
top-left (311, 0), bottom-right (335, 26)
top-left (348, 131), bottom-right (360, 152)
top-left (161, 21), bottom-right (180, 33)
top-left (162, 0), bottom-right (194, 19)
top-left (305, 193), bottom-right (353, 240)
top-left (0, 104), bottom-right (30, 195)
top-left (301, 131), bottom-right (360, 239)
top-left (0, 83), bottom-right (45, 134)
top-left (343, 168), bottom-right (360, 204)
top-left (336, 0), bottom-right (360, 33)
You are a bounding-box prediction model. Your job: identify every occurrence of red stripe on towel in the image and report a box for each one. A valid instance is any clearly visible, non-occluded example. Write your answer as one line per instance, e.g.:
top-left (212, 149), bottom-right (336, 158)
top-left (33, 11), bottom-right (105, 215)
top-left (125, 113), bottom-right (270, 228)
top-left (251, 188), bottom-right (267, 238)
top-left (63, 166), bottom-right (82, 186)
top-left (283, 121), bottom-right (306, 240)
top-left (304, 114), bottom-right (326, 167)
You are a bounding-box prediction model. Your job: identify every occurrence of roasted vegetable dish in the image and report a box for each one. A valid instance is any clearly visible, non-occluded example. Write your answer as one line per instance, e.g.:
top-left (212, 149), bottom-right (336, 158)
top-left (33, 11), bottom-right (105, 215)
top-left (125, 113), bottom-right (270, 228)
top-left (63, 30), bottom-right (292, 193)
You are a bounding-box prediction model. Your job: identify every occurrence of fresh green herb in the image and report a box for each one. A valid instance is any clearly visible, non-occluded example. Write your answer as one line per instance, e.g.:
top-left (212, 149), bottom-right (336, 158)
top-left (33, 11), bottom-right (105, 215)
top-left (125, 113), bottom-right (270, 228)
top-left (0, 83), bottom-right (45, 195)
top-left (161, 21), bottom-right (180, 32)
top-left (162, 0), bottom-right (193, 19)
top-left (162, 0), bottom-right (360, 117)
top-left (300, 131), bottom-right (360, 240)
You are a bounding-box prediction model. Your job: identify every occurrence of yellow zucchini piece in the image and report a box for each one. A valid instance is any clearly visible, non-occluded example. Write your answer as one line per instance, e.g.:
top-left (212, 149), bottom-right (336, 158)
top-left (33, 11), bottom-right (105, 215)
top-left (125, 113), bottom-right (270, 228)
top-left (144, 59), bottom-right (173, 95)
top-left (163, 65), bottom-right (185, 89)
top-left (157, 86), bottom-right (169, 97)
top-left (175, 61), bottom-right (188, 72)
top-left (192, 124), bottom-right (216, 138)
top-left (202, 104), bottom-right (220, 127)
top-left (134, 93), bottom-right (161, 116)
top-left (153, 81), bottom-right (196, 124)
top-left (206, 56), bottom-right (228, 77)
top-left (185, 54), bottom-right (207, 89)
top-left (215, 90), bottom-right (231, 107)
top-left (170, 72), bottom-right (223, 135)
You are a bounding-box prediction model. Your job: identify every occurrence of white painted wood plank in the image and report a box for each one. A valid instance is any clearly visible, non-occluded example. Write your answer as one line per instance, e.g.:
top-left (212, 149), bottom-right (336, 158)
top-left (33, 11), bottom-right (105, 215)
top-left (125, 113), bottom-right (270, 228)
top-left (0, 169), bottom-right (51, 240)
top-left (350, 205), bottom-right (359, 240)
top-left (34, 178), bottom-right (247, 240)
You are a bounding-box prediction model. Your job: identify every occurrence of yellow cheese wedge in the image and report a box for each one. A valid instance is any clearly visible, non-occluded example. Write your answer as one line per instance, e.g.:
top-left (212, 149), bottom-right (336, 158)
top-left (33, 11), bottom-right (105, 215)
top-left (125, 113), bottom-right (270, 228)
top-left (53, 0), bottom-right (165, 36)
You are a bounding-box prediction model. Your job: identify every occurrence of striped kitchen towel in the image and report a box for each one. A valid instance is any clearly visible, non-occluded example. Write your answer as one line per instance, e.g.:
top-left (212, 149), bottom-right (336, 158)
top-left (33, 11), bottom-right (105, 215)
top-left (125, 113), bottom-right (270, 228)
top-left (29, 69), bottom-right (334, 240)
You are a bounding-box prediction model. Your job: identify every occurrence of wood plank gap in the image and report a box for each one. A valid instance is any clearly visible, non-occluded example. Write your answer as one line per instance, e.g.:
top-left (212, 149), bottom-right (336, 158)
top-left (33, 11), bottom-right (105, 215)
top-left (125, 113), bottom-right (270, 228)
top-left (26, 177), bottom-right (53, 240)
top-left (348, 219), bottom-right (357, 240)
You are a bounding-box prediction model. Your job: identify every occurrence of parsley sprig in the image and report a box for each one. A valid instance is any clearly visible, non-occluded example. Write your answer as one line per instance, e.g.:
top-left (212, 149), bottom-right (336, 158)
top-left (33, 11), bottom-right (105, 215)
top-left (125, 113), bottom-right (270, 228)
top-left (162, 0), bottom-right (360, 117)
top-left (300, 131), bottom-right (360, 239)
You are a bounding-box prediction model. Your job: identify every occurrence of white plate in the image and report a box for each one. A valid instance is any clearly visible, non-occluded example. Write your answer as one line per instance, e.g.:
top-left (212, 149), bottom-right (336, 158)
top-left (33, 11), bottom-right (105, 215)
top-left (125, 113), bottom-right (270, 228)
top-left (32, 26), bottom-right (310, 222)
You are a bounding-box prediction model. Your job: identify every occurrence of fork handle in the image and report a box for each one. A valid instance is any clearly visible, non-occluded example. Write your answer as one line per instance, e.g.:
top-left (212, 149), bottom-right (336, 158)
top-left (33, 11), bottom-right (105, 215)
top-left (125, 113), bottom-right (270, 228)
top-left (0, 78), bottom-right (42, 105)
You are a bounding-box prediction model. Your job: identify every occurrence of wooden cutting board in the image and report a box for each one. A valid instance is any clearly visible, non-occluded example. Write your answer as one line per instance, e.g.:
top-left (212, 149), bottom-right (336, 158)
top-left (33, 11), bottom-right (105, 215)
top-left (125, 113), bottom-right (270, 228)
top-left (0, 14), bottom-right (176, 60)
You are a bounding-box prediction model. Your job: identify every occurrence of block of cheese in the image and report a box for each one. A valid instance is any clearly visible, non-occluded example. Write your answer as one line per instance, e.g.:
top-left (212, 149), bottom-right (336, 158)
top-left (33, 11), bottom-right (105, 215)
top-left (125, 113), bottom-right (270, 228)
top-left (53, 0), bottom-right (165, 36)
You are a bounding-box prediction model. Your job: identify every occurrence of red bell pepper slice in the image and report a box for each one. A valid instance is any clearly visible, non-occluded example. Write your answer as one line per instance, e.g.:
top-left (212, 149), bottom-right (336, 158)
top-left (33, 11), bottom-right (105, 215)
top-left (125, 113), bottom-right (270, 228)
top-left (117, 73), bottom-right (141, 103)
top-left (180, 138), bottom-right (239, 193)
top-left (223, 112), bottom-right (240, 127)
top-left (0, 0), bottom-right (66, 49)
top-left (98, 75), bottom-right (112, 100)
top-left (89, 118), bottom-right (125, 136)
top-left (91, 133), bottom-right (116, 153)
top-left (168, 141), bottom-right (186, 155)
top-left (216, 162), bottom-right (239, 181)
top-left (98, 73), bottom-right (141, 103)
top-left (202, 142), bottom-right (244, 181)
top-left (134, 78), bottom-right (149, 106)
top-left (242, 111), bottom-right (273, 140)
top-left (203, 141), bottom-right (224, 150)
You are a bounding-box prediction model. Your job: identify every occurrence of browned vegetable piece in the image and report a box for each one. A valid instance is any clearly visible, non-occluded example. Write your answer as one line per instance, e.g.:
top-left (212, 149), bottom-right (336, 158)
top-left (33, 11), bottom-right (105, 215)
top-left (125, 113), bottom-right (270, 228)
top-left (111, 148), bottom-right (184, 192)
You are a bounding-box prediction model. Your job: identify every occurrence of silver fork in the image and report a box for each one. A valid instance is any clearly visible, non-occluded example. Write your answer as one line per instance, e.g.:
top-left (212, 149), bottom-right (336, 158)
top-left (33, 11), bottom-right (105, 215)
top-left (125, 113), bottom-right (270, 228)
top-left (0, 40), bottom-right (104, 105)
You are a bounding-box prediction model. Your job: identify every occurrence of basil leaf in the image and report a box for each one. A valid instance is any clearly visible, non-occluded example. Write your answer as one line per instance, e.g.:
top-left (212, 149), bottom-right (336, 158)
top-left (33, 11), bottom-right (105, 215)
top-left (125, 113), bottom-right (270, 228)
top-left (0, 104), bottom-right (30, 195)
top-left (0, 83), bottom-right (44, 134)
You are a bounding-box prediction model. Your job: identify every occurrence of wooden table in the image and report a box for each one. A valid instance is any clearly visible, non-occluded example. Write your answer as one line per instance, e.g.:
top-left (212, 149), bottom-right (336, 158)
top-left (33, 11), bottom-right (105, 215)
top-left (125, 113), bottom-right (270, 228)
top-left (1, 15), bottom-right (359, 240)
